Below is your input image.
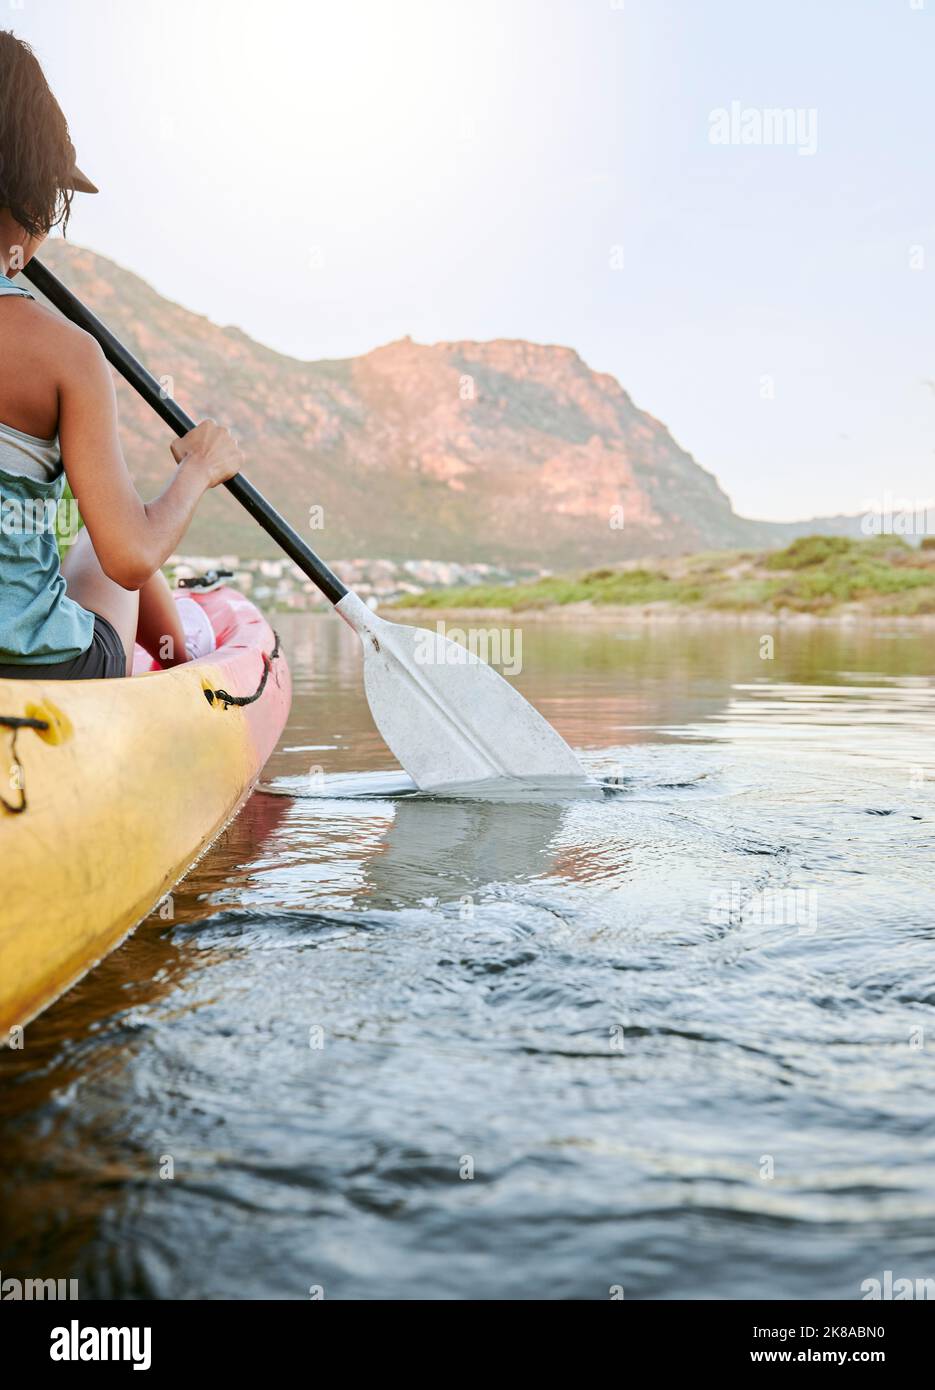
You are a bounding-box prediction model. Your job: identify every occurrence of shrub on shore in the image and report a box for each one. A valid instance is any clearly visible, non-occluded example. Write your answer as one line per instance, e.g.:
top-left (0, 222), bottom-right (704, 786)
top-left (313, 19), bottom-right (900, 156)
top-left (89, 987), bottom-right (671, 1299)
top-left (393, 535), bottom-right (935, 616)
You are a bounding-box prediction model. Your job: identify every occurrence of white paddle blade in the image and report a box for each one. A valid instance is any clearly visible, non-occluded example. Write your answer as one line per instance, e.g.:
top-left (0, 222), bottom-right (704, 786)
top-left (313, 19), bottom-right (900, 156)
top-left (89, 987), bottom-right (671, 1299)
top-left (335, 592), bottom-right (590, 792)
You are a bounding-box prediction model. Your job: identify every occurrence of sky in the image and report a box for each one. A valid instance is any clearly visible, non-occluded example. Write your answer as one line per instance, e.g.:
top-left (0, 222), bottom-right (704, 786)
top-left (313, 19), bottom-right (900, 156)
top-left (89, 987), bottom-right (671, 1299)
top-left (11, 0), bottom-right (935, 522)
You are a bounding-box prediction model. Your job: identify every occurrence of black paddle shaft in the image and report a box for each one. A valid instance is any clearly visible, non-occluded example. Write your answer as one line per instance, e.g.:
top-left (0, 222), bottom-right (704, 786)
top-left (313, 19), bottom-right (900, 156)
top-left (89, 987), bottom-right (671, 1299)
top-left (21, 257), bottom-right (348, 606)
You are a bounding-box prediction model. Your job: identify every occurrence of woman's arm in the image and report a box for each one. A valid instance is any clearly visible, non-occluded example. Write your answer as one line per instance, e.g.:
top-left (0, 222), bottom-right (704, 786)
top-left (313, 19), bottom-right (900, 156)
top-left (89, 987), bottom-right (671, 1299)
top-left (58, 329), bottom-right (242, 590)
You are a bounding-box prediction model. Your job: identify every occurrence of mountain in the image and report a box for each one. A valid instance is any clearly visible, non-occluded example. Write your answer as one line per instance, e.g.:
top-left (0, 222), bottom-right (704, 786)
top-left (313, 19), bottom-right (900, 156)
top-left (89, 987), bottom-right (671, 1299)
top-left (25, 242), bottom-right (862, 564)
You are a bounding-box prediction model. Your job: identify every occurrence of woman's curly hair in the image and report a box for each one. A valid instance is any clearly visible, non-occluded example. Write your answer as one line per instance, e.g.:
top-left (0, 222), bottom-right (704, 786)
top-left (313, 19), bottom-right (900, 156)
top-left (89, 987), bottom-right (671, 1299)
top-left (0, 31), bottom-right (74, 237)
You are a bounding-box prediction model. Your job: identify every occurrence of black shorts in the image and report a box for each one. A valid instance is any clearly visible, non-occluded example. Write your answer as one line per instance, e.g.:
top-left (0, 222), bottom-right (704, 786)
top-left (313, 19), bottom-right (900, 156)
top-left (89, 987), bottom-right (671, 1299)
top-left (0, 613), bottom-right (127, 681)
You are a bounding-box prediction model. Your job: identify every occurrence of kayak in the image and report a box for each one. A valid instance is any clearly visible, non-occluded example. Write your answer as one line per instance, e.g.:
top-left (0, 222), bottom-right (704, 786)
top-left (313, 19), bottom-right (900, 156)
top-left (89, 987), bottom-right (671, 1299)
top-left (0, 585), bottom-right (291, 1036)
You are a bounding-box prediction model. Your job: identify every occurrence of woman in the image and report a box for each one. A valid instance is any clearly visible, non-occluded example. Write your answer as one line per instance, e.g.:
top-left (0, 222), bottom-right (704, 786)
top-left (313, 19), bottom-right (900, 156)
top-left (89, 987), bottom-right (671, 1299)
top-left (0, 31), bottom-right (242, 679)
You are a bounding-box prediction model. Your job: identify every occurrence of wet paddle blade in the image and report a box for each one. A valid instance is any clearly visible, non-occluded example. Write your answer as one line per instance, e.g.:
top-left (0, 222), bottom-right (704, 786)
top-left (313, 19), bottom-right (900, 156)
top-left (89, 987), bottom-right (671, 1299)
top-left (336, 592), bottom-right (591, 792)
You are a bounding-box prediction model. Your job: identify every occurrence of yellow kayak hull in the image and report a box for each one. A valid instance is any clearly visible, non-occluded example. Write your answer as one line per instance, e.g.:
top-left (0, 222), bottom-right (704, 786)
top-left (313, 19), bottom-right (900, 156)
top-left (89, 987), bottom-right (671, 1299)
top-left (0, 588), bottom-right (290, 1037)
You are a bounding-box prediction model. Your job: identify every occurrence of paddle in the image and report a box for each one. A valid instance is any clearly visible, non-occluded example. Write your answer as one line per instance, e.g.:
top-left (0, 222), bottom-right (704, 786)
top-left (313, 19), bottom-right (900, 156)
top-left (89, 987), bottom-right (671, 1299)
top-left (22, 256), bottom-right (590, 792)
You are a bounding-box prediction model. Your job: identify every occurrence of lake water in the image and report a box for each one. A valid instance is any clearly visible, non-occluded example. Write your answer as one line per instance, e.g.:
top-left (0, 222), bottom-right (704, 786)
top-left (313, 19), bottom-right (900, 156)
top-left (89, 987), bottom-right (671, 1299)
top-left (2, 614), bottom-right (933, 1300)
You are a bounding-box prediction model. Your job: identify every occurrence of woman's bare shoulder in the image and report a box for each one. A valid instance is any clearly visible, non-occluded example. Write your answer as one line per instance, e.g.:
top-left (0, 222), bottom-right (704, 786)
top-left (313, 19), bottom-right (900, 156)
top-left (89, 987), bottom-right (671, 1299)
top-left (0, 294), bottom-right (109, 437)
top-left (2, 293), bottom-right (101, 364)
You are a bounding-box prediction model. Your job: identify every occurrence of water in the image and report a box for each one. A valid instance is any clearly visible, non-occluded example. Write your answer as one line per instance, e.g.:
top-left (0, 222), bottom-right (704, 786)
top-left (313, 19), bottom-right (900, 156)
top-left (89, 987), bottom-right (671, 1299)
top-left (2, 615), bottom-right (934, 1300)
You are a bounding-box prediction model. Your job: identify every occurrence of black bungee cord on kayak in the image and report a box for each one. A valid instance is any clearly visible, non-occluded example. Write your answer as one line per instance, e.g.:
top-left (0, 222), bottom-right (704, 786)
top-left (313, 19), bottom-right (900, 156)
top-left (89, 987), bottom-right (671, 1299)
top-left (2, 625), bottom-right (282, 813)
top-left (1, 628), bottom-right (283, 816)
top-left (203, 633), bottom-right (282, 710)
top-left (0, 714), bottom-right (50, 815)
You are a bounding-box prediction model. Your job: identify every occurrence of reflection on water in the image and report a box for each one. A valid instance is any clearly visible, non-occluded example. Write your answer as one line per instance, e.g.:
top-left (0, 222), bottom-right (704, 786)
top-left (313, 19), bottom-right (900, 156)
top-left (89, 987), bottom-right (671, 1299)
top-left (1, 614), bottom-right (934, 1299)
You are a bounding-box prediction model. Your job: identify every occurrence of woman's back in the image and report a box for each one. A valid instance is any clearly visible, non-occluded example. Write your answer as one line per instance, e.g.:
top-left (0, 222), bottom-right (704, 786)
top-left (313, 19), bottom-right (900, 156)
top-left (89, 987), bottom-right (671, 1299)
top-left (0, 271), bottom-right (95, 664)
top-left (0, 273), bottom-right (62, 440)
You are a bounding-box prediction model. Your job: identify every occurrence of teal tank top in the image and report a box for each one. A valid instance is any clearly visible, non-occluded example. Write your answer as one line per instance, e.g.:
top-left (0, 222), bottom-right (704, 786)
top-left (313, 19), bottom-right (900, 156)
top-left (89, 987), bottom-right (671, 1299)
top-left (0, 272), bottom-right (95, 663)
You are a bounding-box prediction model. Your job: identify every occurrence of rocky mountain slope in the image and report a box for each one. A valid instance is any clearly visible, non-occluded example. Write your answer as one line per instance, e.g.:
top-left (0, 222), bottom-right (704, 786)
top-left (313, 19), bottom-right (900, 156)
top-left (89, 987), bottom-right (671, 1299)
top-left (25, 242), bottom-right (860, 563)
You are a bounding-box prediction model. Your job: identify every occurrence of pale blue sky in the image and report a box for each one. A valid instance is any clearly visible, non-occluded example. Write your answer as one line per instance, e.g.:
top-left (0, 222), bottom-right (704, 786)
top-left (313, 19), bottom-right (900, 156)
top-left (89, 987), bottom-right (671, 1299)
top-left (14, 0), bottom-right (935, 521)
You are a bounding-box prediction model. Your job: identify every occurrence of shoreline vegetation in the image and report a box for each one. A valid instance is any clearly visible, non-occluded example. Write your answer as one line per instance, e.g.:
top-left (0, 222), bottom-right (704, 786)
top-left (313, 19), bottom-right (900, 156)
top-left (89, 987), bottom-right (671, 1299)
top-left (390, 535), bottom-right (935, 623)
